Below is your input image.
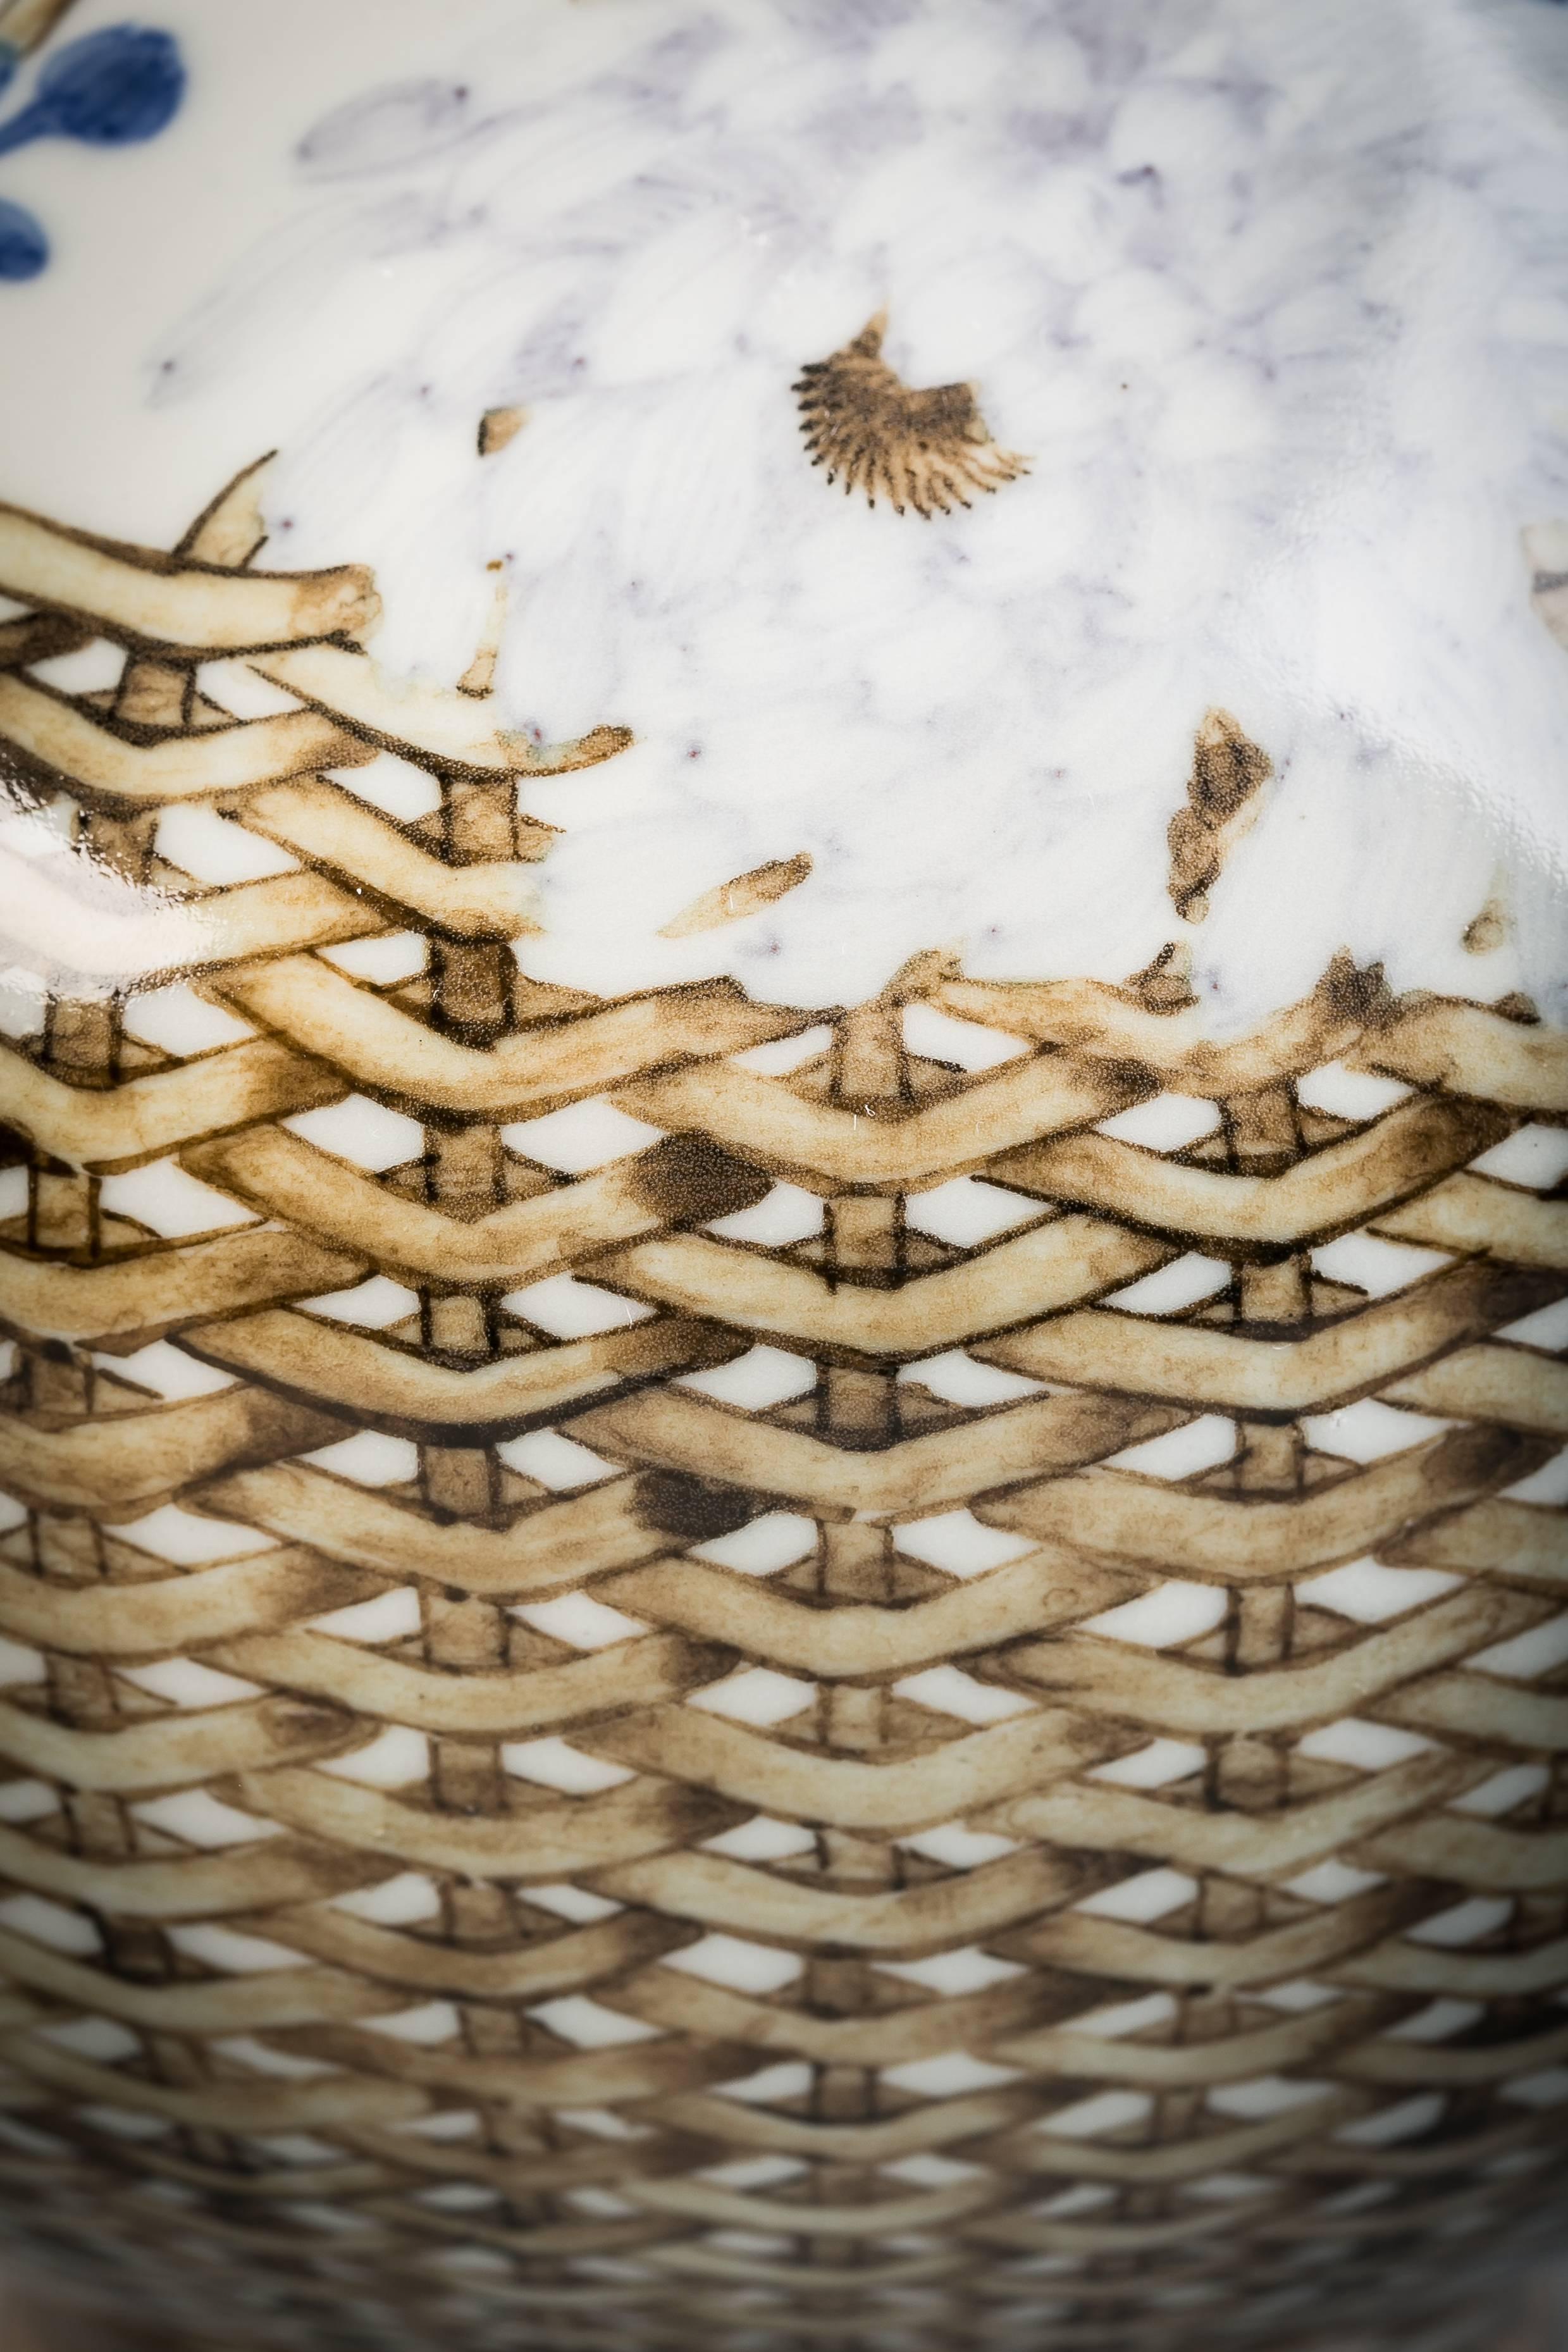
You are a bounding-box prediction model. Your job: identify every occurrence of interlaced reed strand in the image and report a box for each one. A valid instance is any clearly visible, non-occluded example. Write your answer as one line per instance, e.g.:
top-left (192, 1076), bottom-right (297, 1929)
top-left (0, 473), bottom-right (1561, 2352)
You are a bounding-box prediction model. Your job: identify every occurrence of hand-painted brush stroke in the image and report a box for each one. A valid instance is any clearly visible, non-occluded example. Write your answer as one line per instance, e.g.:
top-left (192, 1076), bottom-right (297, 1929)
top-left (0, 189), bottom-right (43, 277)
top-left (0, 20), bottom-right (185, 280)
top-left (0, 0), bottom-right (82, 99)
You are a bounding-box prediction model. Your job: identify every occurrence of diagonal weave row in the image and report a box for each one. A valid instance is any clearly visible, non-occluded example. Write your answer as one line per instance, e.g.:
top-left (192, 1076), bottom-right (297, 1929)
top-left (0, 470), bottom-right (1561, 2352)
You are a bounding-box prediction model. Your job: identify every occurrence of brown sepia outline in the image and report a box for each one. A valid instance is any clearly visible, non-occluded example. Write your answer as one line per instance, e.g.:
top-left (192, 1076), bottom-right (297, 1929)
top-left (794, 313), bottom-right (1029, 517)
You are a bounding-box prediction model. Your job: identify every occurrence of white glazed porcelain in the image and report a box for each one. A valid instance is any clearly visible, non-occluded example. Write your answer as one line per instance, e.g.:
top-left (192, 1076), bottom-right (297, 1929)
top-left (0, 6), bottom-right (1564, 2350)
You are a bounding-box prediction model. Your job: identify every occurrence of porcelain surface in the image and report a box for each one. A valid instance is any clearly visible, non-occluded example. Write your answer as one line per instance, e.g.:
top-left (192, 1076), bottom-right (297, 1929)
top-left (1, 0), bottom-right (1567, 1011)
top-left (0, 5), bottom-right (1562, 2351)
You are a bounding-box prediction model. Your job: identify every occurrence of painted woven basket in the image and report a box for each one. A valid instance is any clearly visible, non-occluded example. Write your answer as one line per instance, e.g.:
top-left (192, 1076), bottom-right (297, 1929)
top-left (0, 466), bottom-right (1560, 2352)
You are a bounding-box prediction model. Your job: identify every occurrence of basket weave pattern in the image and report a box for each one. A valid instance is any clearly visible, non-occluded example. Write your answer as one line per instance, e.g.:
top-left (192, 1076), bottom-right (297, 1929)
top-left (0, 480), bottom-right (1562, 2351)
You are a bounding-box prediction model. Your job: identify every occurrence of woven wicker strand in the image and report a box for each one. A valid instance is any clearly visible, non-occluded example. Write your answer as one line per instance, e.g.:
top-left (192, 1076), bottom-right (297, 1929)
top-left (0, 472), bottom-right (1560, 2352)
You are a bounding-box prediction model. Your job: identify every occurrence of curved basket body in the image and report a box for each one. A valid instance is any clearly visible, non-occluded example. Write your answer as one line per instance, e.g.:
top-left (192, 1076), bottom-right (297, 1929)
top-left (0, 501), bottom-right (1562, 2352)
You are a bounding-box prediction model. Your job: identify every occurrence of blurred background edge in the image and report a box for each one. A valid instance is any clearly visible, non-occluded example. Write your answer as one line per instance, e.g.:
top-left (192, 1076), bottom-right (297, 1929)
top-left (6, 2265), bottom-right (1568, 2352)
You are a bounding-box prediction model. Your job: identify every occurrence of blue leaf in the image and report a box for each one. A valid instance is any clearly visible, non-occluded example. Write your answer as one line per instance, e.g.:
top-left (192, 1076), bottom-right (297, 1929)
top-left (39, 22), bottom-right (185, 143)
top-left (0, 197), bottom-right (46, 281)
top-left (0, 23), bottom-right (185, 158)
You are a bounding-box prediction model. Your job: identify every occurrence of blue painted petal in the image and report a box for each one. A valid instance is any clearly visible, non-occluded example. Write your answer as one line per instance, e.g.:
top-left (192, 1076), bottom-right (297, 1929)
top-left (35, 24), bottom-right (186, 146)
top-left (0, 40), bottom-right (19, 101)
top-left (0, 198), bottom-right (46, 282)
